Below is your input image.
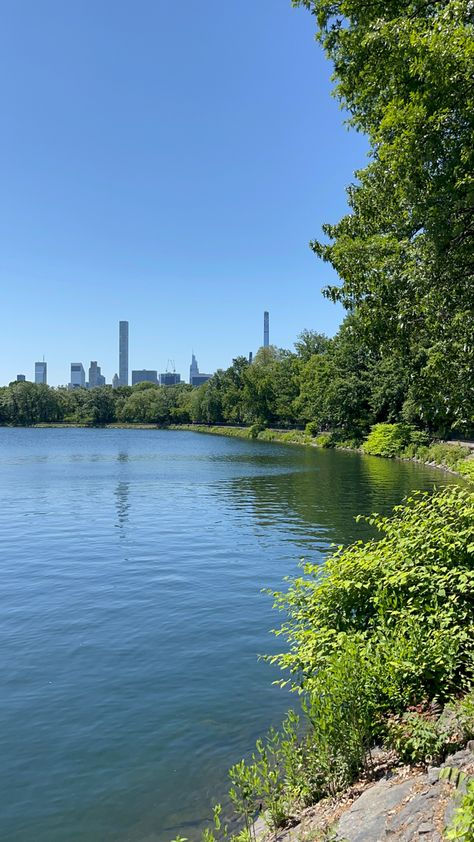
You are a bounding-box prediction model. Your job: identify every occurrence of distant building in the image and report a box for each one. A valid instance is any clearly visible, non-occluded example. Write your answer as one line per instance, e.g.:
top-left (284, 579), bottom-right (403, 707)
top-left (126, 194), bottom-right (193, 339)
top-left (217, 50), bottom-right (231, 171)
top-left (189, 353), bottom-right (199, 384)
top-left (132, 370), bottom-right (158, 386)
top-left (112, 373), bottom-right (120, 389)
top-left (119, 321), bottom-right (129, 386)
top-left (88, 361), bottom-right (106, 388)
top-left (159, 372), bottom-right (181, 386)
top-left (189, 353), bottom-right (211, 386)
top-left (70, 363), bottom-right (86, 388)
top-left (249, 352), bottom-right (253, 364)
top-left (191, 374), bottom-right (211, 387)
top-left (16, 374), bottom-right (26, 382)
top-left (35, 361), bottom-right (47, 384)
top-left (264, 311), bottom-right (270, 348)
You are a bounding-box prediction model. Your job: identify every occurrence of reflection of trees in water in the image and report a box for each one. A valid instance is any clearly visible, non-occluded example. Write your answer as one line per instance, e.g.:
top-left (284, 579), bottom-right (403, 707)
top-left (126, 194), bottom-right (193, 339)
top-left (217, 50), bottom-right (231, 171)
top-left (114, 452), bottom-right (130, 536)
top-left (227, 448), bottom-right (457, 556)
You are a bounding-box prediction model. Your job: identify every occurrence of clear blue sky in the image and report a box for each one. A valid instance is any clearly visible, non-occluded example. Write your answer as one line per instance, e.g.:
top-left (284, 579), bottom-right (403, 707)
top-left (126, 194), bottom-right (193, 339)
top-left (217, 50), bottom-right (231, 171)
top-left (0, 0), bottom-right (367, 386)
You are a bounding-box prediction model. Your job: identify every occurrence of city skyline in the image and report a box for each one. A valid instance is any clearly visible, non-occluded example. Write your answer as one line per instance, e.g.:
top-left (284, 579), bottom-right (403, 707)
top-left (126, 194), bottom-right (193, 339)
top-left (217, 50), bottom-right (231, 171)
top-left (7, 311), bottom-right (272, 387)
top-left (0, 1), bottom-right (367, 389)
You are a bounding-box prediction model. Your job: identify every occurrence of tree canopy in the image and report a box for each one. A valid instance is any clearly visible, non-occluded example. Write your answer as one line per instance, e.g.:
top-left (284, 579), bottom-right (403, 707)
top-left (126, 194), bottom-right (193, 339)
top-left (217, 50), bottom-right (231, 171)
top-left (293, 0), bottom-right (474, 430)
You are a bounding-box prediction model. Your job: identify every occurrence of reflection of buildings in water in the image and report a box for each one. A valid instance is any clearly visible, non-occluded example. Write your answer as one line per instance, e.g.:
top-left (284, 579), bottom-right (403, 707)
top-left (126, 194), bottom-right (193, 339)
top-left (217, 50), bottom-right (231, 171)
top-left (115, 451), bottom-right (130, 535)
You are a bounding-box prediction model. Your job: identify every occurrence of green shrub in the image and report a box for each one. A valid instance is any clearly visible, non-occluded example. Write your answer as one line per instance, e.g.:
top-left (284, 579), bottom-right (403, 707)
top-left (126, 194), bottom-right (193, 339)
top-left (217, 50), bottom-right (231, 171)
top-left (335, 436), bottom-right (363, 449)
top-left (455, 690), bottom-right (474, 742)
top-left (445, 779), bottom-right (474, 841)
top-left (384, 710), bottom-right (444, 765)
top-left (189, 488), bottom-right (474, 842)
top-left (305, 421), bottom-right (320, 438)
top-left (362, 423), bottom-right (415, 457)
top-left (457, 459), bottom-right (474, 482)
top-left (249, 423), bottom-right (264, 439)
top-left (427, 443), bottom-right (470, 468)
top-left (315, 433), bottom-right (334, 448)
top-left (270, 486), bottom-right (474, 706)
top-left (303, 642), bottom-right (375, 794)
top-left (410, 430), bottom-right (430, 447)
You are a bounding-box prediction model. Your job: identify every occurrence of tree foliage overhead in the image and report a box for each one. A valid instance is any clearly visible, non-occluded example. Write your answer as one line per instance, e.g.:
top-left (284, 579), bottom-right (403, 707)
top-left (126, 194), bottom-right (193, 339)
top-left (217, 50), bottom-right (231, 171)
top-left (293, 0), bottom-right (474, 430)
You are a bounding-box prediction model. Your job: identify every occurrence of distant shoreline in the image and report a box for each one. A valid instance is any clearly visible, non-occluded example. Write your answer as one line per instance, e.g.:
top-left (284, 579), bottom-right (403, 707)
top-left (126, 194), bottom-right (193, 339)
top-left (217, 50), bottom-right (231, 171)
top-left (3, 421), bottom-right (471, 482)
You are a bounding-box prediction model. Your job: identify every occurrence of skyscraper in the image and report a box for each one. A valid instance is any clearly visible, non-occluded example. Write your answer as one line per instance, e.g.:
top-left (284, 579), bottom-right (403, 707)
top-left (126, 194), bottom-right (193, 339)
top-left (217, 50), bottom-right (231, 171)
top-left (159, 372), bottom-right (181, 386)
top-left (189, 353), bottom-right (199, 384)
top-left (70, 363), bottom-right (86, 388)
top-left (89, 361), bottom-right (105, 388)
top-left (35, 361), bottom-right (47, 384)
top-left (132, 370), bottom-right (158, 385)
top-left (119, 321), bottom-right (129, 386)
top-left (263, 311), bottom-right (269, 348)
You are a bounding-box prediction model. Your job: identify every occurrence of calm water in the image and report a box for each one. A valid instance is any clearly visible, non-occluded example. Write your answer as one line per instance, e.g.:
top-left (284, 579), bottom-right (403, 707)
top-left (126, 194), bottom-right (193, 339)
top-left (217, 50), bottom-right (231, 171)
top-left (0, 429), bottom-right (458, 841)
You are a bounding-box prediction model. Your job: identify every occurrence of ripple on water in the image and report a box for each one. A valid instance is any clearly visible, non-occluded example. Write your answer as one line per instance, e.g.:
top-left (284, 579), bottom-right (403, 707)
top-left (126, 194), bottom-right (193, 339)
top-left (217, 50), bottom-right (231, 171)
top-left (0, 428), bottom-right (460, 842)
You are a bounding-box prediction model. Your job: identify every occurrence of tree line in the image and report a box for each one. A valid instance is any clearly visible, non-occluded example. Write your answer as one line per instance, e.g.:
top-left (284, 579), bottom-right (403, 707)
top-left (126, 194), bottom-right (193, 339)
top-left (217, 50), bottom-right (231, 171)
top-left (1, 313), bottom-right (472, 437)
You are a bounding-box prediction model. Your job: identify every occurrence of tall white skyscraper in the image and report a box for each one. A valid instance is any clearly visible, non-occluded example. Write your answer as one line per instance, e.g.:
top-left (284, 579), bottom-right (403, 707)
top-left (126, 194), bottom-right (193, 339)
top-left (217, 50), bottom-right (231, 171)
top-left (119, 321), bottom-right (129, 386)
top-left (35, 361), bottom-right (47, 384)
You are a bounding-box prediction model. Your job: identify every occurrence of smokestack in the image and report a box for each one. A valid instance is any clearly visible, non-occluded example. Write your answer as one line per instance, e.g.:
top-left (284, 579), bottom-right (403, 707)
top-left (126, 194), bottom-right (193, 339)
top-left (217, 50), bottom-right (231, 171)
top-left (263, 311), bottom-right (269, 348)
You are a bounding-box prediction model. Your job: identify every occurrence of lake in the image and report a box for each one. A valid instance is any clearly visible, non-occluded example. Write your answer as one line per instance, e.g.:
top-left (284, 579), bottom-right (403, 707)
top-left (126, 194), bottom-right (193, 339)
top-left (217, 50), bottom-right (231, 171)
top-left (0, 428), bottom-right (458, 841)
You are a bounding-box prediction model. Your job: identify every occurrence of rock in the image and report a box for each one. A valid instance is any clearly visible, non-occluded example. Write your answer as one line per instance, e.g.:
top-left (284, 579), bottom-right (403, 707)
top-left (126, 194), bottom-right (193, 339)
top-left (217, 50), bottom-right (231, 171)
top-left (427, 767), bottom-right (440, 785)
top-left (335, 777), bottom-right (415, 841)
top-left (334, 745), bottom-right (474, 841)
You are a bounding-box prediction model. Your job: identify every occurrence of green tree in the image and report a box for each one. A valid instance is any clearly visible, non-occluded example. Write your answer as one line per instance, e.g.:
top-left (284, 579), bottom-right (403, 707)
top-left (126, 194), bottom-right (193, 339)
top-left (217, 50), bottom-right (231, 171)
top-left (293, 0), bottom-right (474, 432)
top-left (294, 329), bottom-right (329, 362)
top-left (296, 318), bottom-right (372, 435)
top-left (79, 388), bottom-right (116, 425)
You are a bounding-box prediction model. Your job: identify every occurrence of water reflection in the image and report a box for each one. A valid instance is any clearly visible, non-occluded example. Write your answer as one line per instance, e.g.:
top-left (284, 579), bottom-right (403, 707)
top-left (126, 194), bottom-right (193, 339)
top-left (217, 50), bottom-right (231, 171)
top-left (115, 452), bottom-right (130, 536)
top-left (226, 447), bottom-right (460, 560)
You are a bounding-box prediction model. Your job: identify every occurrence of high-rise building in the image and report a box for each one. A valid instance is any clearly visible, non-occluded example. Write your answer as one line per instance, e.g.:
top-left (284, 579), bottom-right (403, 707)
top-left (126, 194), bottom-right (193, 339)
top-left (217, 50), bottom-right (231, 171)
top-left (249, 352), bottom-right (253, 365)
top-left (112, 373), bottom-right (120, 389)
top-left (119, 321), bottom-right (129, 386)
top-left (263, 311), bottom-right (270, 348)
top-left (132, 370), bottom-right (158, 386)
top-left (160, 372), bottom-right (181, 386)
top-left (70, 363), bottom-right (86, 388)
top-left (88, 361), bottom-right (105, 388)
top-left (188, 353), bottom-right (211, 386)
top-left (190, 373), bottom-right (211, 387)
top-left (35, 361), bottom-right (47, 384)
top-left (16, 374), bottom-right (26, 382)
top-left (189, 353), bottom-right (199, 384)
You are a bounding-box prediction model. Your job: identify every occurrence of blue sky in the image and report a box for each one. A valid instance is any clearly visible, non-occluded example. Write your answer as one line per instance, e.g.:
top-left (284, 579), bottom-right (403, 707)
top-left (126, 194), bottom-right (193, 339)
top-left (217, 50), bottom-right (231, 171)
top-left (0, 0), bottom-right (367, 386)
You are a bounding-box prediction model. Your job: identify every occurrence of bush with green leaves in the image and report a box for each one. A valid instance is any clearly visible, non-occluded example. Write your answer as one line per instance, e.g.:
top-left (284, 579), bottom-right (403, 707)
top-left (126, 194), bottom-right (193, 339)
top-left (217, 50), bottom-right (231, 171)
top-left (171, 488), bottom-right (474, 842)
top-left (457, 459), bottom-right (474, 482)
top-left (305, 421), bottom-right (320, 438)
top-left (270, 486), bottom-right (474, 708)
top-left (427, 443), bottom-right (470, 469)
top-left (384, 710), bottom-right (445, 765)
top-left (362, 423), bottom-right (416, 457)
top-left (445, 779), bottom-right (474, 842)
top-left (315, 432), bottom-right (334, 448)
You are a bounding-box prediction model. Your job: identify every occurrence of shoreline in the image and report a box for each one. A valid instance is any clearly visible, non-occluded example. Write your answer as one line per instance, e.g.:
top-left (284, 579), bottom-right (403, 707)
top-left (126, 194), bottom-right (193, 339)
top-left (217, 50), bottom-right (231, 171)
top-left (2, 421), bottom-right (472, 481)
top-left (167, 423), bottom-right (474, 481)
